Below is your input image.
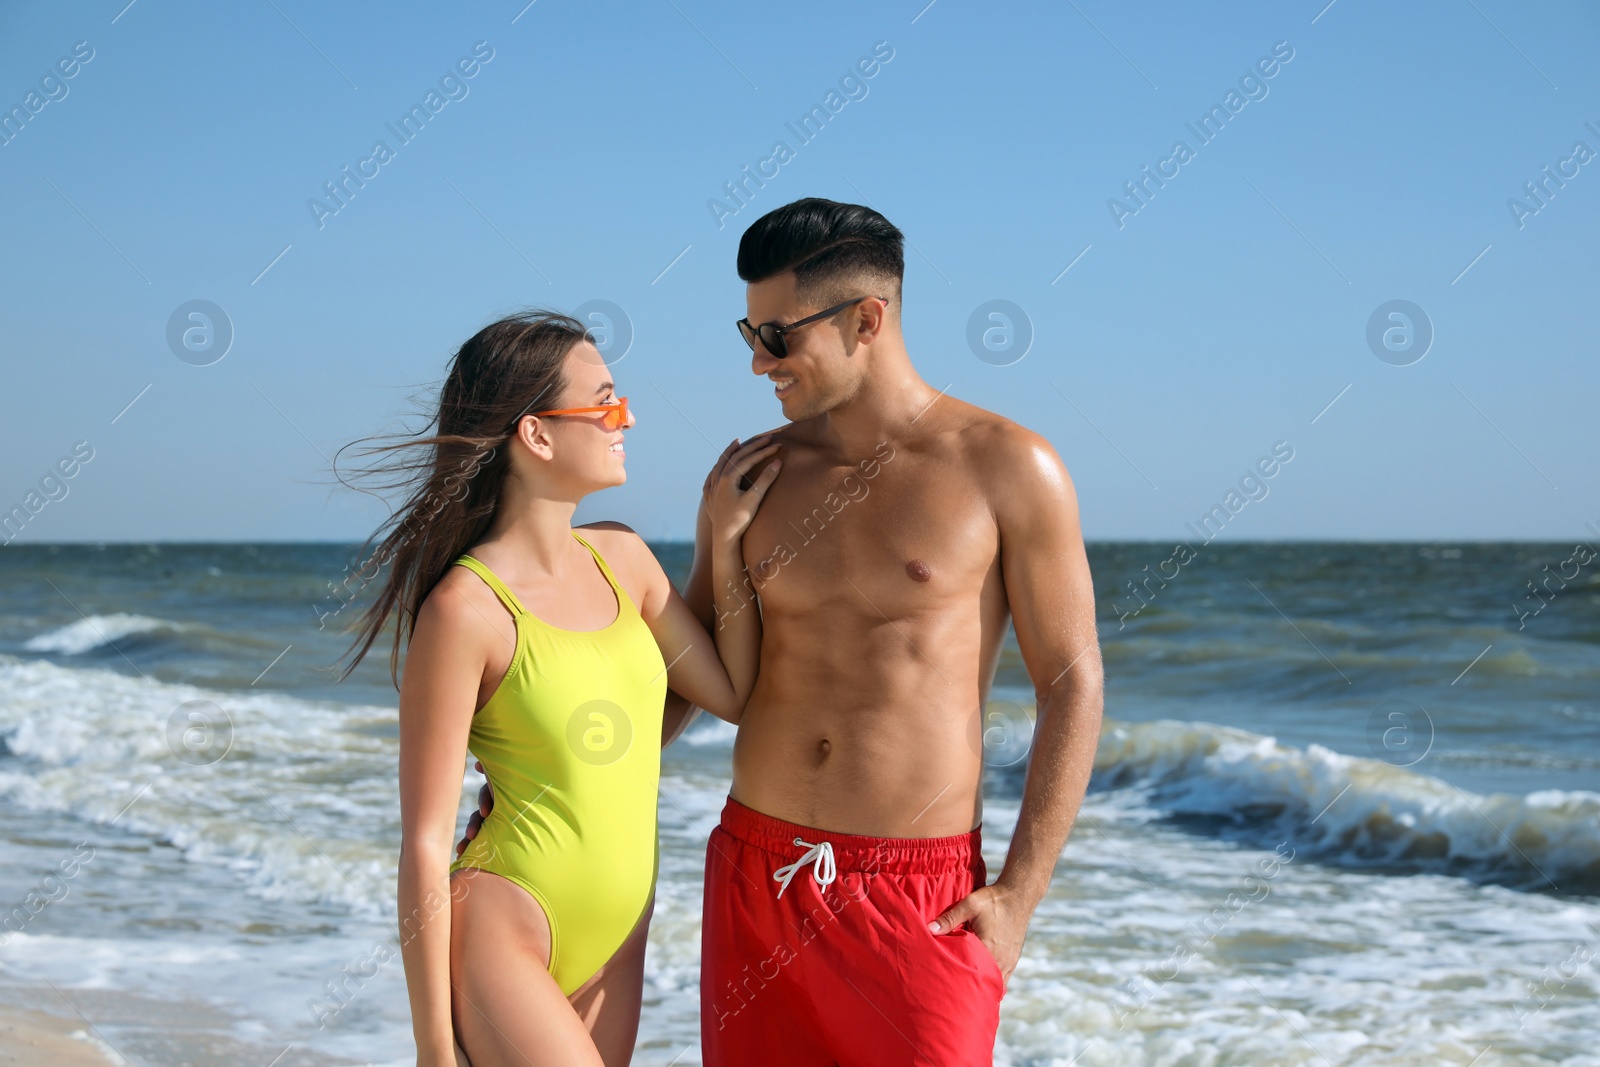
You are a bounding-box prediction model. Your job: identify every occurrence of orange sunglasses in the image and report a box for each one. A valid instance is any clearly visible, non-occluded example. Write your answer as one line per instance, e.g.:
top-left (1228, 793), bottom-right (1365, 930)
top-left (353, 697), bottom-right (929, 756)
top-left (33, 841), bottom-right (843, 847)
top-left (526, 395), bottom-right (630, 431)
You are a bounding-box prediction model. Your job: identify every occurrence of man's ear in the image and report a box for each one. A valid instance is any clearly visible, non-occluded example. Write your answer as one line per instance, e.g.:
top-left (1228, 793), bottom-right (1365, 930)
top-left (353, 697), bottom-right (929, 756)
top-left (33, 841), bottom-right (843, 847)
top-left (855, 296), bottom-right (887, 345)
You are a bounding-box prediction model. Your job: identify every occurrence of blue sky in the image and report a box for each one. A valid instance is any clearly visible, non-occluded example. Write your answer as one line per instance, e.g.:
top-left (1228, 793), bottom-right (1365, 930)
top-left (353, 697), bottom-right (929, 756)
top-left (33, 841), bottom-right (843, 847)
top-left (1, 0), bottom-right (1595, 543)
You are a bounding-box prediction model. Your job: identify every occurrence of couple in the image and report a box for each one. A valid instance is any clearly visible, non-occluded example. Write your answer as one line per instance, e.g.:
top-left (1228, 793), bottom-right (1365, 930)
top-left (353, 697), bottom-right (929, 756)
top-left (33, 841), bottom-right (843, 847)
top-left (349, 198), bottom-right (1104, 1065)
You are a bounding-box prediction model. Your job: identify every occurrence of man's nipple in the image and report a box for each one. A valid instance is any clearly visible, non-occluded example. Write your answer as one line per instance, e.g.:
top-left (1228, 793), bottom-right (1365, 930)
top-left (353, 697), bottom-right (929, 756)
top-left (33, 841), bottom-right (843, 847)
top-left (905, 559), bottom-right (933, 583)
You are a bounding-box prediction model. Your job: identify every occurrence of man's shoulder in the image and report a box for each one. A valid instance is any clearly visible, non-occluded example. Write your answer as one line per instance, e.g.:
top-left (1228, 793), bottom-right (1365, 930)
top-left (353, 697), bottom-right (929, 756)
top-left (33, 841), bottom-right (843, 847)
top-left (943, 399), bottom-right (1063, 476)
top-left (747, 419), bottom-right (838, 464)
top-left (758, 420), bottom-right (808, 446)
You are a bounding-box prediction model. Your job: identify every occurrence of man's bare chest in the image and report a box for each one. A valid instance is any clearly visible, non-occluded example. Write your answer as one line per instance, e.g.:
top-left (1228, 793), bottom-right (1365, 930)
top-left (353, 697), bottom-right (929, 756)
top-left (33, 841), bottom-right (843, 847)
top-left (740, 443), bottom-right (996, 611)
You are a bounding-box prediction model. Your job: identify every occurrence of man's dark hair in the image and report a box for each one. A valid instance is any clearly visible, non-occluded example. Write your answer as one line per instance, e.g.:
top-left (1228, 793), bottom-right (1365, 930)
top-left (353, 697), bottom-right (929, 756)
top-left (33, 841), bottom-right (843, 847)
top-left (737, 198), bottom-right (904, 308)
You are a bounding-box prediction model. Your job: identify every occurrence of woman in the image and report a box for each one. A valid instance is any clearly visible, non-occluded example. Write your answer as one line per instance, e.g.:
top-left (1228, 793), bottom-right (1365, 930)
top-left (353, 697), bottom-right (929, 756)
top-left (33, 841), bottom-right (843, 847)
top-left (340, 311), bottom-right (779, 1065)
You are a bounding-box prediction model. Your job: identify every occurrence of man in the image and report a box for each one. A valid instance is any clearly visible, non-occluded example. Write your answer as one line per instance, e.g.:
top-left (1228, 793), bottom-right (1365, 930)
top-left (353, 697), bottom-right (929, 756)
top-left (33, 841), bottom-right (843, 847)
top-left (466, 198), bottom-right (1103, 1065)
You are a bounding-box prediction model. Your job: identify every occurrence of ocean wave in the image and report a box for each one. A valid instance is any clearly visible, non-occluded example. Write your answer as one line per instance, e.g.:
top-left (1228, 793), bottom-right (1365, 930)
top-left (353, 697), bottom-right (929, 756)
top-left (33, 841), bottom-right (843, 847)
top-left (3, 652), bottom-right (1596, 925)
top-left (0, 657), bottom-right (407, 918)
top-left (22, 613), bottom-right (182, 655)
top-left (1093, 717), bottom-right (1600, 894)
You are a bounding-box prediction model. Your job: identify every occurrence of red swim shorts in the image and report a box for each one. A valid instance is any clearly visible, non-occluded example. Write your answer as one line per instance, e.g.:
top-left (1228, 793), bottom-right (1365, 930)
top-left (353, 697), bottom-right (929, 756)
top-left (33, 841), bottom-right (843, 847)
top-left (701, 796), bottom-right (1004, 1066)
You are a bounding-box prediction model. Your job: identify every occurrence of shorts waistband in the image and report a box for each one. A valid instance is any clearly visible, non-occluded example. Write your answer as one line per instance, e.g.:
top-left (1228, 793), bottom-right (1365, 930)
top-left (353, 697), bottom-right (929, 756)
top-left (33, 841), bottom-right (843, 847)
top-left (716, 796), bottom-right (982, 875)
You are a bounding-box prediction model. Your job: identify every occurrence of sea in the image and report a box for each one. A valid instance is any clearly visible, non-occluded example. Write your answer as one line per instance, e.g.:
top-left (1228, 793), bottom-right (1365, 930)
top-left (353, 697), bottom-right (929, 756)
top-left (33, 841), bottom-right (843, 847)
top-left (0, 541), bottom-right (1595, 1066)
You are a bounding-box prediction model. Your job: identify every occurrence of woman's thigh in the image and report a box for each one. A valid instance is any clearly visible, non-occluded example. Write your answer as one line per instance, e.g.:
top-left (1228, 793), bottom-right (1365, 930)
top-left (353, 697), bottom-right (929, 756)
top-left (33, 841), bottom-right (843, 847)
top-left (567, 894), bottom-right (654, 1067)
top-left (449, 868), bottom-right (604, 1067)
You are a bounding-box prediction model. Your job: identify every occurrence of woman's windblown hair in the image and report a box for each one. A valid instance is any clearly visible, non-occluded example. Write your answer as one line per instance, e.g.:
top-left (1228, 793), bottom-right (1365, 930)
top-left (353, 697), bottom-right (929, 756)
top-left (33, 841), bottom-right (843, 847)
top-left (334, 310), bottom-right (587, 685)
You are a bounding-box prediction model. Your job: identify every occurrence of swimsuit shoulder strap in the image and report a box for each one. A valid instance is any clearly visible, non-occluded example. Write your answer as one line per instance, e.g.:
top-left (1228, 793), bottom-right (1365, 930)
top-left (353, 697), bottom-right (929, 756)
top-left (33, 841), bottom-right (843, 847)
top-left (452, 555), bottom-right (528, 618)
top-left (570, 531), bottom-right (637, 614)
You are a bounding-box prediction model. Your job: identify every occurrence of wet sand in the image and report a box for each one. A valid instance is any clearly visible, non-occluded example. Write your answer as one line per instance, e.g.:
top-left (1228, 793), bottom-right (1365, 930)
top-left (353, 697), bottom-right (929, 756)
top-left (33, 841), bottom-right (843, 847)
top-left (0, 1002), bottom-right (115, 1066)
top-left (0, 984), bottom-right (371, 1066)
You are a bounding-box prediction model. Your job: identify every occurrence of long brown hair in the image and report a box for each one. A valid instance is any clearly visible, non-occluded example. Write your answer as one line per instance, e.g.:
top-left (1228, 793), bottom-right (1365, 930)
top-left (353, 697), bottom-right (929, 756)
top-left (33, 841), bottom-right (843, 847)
top-left (335, 310), bottom-right (588, 685)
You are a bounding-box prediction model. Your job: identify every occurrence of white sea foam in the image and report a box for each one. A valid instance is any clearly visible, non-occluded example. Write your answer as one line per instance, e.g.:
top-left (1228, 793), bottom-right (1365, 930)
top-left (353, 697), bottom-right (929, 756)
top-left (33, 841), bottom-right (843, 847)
top-left (3, 656), bottom-right (1594, 922)
top-left (0, 928), bottom-right (414, 1066)
top-left (22, 613), bottom-right (179, 655)
top-left (0, 657), bottom-right (409, 919)
top-left (988, 808), bottom-right (1600, 1067)
top-left (4, 660), bottom-right (1599, 1064)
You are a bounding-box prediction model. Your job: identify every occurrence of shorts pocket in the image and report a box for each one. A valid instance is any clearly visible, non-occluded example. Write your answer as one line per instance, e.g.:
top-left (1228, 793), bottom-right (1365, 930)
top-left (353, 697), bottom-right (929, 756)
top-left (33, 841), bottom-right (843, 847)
top-left (960, 928), bottom-right (1006, 997)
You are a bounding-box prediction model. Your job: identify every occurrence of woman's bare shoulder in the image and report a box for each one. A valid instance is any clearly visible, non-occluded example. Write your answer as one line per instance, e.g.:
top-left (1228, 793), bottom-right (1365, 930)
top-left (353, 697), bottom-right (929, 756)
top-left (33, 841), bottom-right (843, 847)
top-left (577, 523), bottom-right (666, 602)
top-left (413, 564), bottom-right (506, 650)
top-left (577, 520), bottom-right (648, 555)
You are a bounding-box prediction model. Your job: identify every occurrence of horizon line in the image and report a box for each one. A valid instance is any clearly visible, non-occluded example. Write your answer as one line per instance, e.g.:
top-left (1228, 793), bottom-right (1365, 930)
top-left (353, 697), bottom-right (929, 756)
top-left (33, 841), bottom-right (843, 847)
top-left (3, 536), bottom-right (1590, 548)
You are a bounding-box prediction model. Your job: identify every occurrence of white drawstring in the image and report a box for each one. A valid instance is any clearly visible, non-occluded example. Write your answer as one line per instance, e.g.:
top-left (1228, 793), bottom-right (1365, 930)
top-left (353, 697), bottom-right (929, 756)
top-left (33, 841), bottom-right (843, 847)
top-left (773, 837), bottom-right (837, 899)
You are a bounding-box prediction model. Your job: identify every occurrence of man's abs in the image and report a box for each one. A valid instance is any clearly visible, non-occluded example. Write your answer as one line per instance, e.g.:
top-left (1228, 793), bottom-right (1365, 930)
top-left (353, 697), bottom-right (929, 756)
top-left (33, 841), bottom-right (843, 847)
top-left (729, 625), bottom-right (989, 838)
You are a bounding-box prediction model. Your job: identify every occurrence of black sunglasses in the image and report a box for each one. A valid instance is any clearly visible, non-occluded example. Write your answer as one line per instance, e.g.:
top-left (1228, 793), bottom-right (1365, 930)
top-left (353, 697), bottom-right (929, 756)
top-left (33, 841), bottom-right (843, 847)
top-left (736, 295), bottom-right (889, 358)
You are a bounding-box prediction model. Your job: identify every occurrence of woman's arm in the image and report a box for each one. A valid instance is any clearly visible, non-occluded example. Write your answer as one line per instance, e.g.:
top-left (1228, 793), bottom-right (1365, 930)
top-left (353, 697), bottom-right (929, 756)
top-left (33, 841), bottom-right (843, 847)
top-left (625, 437), bottom-right (781, 724)
top-left (656, 438), bottom-right (750, 746)
top-left (659, 691), bottom-right (701, 749)
top-left (396, 578), bottom-right (486, 1066)
top-left (704, 449), bottom-right (776, 710)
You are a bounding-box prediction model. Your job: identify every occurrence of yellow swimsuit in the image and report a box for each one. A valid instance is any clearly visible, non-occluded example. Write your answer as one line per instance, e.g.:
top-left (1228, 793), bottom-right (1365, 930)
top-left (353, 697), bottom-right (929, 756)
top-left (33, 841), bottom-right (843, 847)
top-left (449, 532), bottom-right (666, 995)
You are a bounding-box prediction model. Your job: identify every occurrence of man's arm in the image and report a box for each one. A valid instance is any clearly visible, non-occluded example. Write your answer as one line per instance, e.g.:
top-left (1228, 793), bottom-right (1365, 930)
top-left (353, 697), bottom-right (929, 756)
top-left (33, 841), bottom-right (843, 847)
top-left (931, 429), bottom-right (1104, 983)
